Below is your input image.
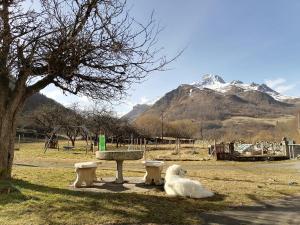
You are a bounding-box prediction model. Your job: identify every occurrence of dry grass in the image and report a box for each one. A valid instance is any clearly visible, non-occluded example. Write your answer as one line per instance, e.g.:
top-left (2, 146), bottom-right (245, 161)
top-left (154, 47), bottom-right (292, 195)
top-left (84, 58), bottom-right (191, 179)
top-left (1, 142), bottom-right (300, 225)
top-left (222, 115), bottom-right (295, 127)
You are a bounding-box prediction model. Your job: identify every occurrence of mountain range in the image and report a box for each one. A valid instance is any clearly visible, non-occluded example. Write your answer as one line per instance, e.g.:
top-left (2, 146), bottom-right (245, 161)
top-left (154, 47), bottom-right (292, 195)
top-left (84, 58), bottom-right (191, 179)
top-left (124, 75), bottom-right (300, 138)
top-left (125, 75), bottom-right (299, 120)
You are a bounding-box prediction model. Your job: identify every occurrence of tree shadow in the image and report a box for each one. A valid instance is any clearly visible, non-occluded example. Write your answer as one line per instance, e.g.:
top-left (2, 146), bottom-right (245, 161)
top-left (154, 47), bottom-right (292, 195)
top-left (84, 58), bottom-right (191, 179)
top-left (1, 178), bottom-right (227, 224)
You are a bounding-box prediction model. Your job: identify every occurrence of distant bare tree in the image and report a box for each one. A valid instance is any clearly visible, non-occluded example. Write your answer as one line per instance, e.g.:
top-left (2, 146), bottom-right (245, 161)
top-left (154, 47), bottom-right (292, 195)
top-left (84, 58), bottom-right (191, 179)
top-left (0, 0), bottom-right (178, 179)
top-left (167, 120), bottom-right (198, 139)
top-left (32, 104), bottom-right (85, 146)
top-left (86, 107), bottom-right (116, 136)
top-left (134, 115), bottom-right (162, 137)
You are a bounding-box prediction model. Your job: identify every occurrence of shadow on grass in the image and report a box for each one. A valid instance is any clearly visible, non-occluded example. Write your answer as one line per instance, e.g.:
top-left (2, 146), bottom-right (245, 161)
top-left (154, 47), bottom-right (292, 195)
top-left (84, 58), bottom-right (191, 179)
top-left (208, 176), bottom-right (291, 187)
top-left (210, 176), bottom-right (256, 183)
top-left (1, 178), bottom-right (227, 225)
top-left (135, 182), bottom-right (164, 191)
top-left (14, 163), bottom-right (39, 168)
top-left (0, 180), bottom-right (31, 205)
top-left (88, 181), bottom-right (131, 192)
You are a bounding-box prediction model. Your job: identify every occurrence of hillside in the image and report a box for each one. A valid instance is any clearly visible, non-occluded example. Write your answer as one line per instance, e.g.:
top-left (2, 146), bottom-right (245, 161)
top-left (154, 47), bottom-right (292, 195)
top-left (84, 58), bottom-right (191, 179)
top-left (18, 93), bottom-right (64, 129)
top-left (22, 93), bottom-right (63, 114)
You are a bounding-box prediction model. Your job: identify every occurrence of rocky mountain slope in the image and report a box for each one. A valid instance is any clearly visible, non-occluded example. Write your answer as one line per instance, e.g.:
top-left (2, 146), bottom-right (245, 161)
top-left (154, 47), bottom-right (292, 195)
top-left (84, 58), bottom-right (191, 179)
top-left (122, 104), bottom-right (151, 121)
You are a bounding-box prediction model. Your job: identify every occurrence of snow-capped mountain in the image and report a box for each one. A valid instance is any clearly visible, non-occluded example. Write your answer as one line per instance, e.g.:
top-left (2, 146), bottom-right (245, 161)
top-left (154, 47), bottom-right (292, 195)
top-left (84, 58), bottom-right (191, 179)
top-left (125, 73), bottom-right (299, 129)
top-left (193, 74), bottom-right (293, 102)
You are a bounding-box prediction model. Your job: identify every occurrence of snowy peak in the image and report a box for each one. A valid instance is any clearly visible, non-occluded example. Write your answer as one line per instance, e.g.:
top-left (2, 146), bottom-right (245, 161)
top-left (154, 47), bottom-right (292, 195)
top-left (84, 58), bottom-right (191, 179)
top-left (200, 74), bottom-right (225, 86)
top-left (193, 74), bottom-right (293, 102)
top-left (231, 80), bottom-right (243, 85)
top-left (194, 74), bottom-right (227, 92)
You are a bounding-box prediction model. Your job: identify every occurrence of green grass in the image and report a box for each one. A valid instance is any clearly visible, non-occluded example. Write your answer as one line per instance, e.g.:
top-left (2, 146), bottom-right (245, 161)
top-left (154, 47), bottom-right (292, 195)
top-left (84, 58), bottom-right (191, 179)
top-left (1, 142), bottom-right (300, 224)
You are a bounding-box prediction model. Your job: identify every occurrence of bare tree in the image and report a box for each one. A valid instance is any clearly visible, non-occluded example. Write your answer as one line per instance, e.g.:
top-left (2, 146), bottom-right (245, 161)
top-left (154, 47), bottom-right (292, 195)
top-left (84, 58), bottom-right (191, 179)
top-left (0, 0), bottom-right (177, 179)
top-left (61, 104), bottom-right (86, 146)
top-left (31, 105), bottom-right (64, 135)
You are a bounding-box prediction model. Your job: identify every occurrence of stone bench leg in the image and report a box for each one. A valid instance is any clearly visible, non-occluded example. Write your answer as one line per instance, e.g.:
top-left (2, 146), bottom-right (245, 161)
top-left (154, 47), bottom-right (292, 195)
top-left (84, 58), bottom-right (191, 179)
top-left (73, 167), bottom-right (97, 188)
top-left (115, 160), bottom-right (124, 184)
top-left (144, 166), bottom-right (163, 185)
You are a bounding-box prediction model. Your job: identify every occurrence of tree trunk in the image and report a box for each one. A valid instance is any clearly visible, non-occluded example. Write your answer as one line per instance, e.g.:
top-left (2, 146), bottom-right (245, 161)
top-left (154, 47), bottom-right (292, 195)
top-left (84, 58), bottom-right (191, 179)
top-left (66, 133), bottom-right (76, 147)
top-left (71, 138), bottom-right (75, 147)
top-left (116, 138), bottom-right (119, 148)
top-left (0, 110), bottom-right (17, 179)
top-left (0, 77), bottom-right (27, 180)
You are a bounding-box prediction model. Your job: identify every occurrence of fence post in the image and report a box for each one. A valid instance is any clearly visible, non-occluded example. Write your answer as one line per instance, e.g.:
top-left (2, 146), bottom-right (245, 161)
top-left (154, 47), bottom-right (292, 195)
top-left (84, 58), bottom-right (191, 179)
top-left (143, 138), bottom-right (147, 160)
top-left (293, 145), bottom-right (295, 159)
top-left (140, 138), bottom-right (142, 150)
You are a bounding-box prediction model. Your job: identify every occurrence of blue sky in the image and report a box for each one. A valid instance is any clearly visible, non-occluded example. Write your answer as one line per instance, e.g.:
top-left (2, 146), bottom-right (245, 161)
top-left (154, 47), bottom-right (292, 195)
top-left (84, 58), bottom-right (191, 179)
top-left (40, 0), bottom-right (300, 115)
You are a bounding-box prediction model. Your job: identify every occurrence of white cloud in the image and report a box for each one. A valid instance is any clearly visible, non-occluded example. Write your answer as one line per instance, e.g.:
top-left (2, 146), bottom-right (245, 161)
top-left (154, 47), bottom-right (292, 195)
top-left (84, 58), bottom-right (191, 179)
top-left (274, 84), bottom-right (296, 94)
top-left (41, 85), bottom-right (161, 116)
top-left (41, 85), bottom-right (94, 109)
top-left (139, 96), bottom-right (161, 105)
top-left (140, 97), bottom-right (150, 104)
top-left (265, 78), bottom-right (296, 94)
top-left (116, 95), bottom-right (161, 116)
top-left (265, 78), bottom-right (286, 88)
top-left (125, 96), bottom-right (158, 108)
top-left (41, 88), bottom-right (63, 99)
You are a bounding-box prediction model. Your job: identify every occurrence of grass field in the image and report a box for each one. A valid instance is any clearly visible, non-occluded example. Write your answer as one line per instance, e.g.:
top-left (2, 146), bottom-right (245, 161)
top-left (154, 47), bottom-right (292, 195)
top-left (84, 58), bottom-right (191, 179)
top-left (1, 142), bottom-right (300, 225)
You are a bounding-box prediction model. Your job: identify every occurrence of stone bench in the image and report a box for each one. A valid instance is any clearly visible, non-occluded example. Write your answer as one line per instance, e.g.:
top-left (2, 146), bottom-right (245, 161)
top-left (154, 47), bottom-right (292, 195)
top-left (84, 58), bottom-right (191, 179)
top-left (142, 160), bottom-right (164, 185)
top-left (73, 162), bottom-right (98, 188)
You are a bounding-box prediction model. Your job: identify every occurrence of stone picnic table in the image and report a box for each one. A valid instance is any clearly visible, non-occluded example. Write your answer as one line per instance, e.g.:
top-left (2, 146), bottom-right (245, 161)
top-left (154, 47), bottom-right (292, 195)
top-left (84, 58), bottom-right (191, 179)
top-left (96, 150), bottom-right (144, 183)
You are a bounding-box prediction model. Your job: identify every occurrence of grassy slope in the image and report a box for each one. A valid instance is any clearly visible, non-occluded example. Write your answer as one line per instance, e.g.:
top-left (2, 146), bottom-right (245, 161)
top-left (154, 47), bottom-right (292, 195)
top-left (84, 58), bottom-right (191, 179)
top-left (0, 142), bottom-right (300, 225)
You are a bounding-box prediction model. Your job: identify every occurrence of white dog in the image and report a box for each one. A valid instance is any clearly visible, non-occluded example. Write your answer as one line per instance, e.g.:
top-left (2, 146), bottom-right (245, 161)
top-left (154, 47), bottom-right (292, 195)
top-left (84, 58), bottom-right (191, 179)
top-left (164, 164), bottom-right (214, 199)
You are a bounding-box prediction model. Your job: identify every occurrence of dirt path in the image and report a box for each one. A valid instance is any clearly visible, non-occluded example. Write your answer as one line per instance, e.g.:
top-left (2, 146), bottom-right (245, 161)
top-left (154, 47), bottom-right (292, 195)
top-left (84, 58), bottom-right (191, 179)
top-left (200, 195), bottom-right (300, 225)
top-left (14, 158), bottom-right (300, 172)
